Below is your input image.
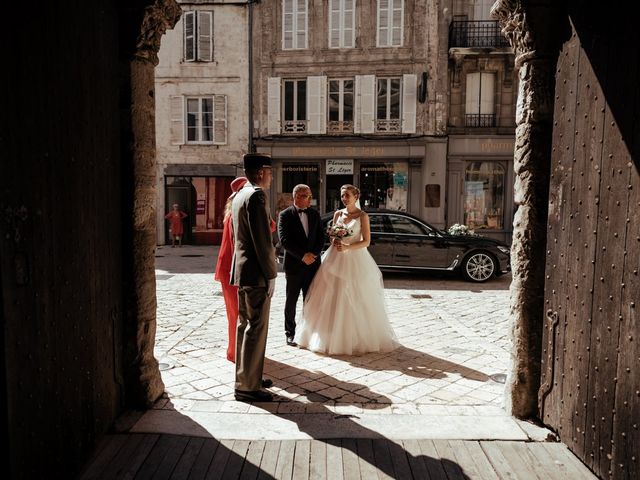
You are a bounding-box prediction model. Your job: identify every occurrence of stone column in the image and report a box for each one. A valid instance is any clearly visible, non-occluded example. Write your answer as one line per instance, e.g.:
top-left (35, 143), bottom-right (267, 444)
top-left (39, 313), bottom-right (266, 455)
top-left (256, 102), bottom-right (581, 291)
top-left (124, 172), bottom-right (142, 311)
top-left (491, 0), bottom-right (570, 418)
top-left (124, 0), bottom-right (181, 407)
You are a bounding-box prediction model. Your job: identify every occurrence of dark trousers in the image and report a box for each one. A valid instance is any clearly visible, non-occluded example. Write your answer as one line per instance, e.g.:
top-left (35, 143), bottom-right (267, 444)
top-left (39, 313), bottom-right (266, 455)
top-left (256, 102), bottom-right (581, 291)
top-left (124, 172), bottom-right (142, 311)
top-left (236, 286), bottom-right (271, 392)
top-left (284, 266), bottom-right (318, 336)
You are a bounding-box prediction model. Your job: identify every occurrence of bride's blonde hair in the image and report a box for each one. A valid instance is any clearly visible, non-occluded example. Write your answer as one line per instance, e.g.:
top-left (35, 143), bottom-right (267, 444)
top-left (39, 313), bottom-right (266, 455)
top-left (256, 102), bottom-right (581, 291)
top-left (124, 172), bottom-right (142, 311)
top-left (340, 184), bottom-right (360, 198)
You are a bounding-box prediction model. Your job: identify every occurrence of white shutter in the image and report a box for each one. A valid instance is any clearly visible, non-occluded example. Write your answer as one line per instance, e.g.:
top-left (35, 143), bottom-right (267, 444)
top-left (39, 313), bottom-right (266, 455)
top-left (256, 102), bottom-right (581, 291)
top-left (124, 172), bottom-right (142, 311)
top-left (344, 0), bottom-right (355, 48)
top-left (267, 77), bottom-right (281, 135)
top-left (197, 11), bottom-right (213, 62)
top-left (184, 11), bottom-right (195, 62)
top-left (391, 0), bottom-right (404, 46)
top-left (170, 95), bottom-right (185, 145)
top-left (306, 76), bottom-right (327, 134)
top-left (377, 0), bottom-right (389, 47)
top-left (355, 74), bottom-right (375, 134)
top-left (465, 72), bottom-right (480, 115)
top-left (329, 0), bottom-right (340, 48)
top-left (283, 0), bottom-right (294, 49)
top-left (402, 74), bottom-right (417, 133)
top-left (480, 72), bottom-right (495, 115)
top-left (213, 95), bottom-right (227, 145)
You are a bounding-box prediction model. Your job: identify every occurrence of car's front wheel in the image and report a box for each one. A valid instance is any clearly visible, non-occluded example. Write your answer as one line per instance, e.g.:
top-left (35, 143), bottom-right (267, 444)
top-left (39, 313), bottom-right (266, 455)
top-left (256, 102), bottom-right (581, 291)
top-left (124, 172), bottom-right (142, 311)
top-left (462, 251), bottom-right (496, 282)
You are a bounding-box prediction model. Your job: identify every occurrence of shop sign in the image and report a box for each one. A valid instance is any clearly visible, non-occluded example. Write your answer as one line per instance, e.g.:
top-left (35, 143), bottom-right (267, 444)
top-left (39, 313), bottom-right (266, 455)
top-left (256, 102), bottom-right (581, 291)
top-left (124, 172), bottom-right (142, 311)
top-left (326, 159), bottom-right (353, 175)
top-left (196, 199), bottom-right (205, 214)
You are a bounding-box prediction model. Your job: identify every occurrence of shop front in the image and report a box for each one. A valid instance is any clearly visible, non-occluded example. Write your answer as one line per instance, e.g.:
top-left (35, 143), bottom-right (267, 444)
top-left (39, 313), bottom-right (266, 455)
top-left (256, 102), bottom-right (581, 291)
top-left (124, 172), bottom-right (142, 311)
top-left (160, 164), bottom-right (241, 245)
top-left (447, 136), bottom-right (515, 244)
top-left (256, 141), bottom-right (425, 220)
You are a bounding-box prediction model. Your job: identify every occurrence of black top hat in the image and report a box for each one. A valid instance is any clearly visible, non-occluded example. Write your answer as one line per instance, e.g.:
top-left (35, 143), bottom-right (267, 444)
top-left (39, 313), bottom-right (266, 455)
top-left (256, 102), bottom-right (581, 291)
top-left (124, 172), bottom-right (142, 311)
top-left (243, 153), bottom-right (272, 170)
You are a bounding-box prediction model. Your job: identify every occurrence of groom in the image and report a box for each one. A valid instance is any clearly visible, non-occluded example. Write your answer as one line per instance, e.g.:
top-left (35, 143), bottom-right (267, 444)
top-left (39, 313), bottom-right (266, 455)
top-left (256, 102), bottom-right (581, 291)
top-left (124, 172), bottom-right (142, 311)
top-left (277, 184), bottom-right (325, 346)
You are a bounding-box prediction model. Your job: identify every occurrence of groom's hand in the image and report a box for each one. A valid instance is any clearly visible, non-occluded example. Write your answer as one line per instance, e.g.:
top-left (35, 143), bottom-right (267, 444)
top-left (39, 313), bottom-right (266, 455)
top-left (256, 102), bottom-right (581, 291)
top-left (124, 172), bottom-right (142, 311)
top-left (267, 278), bottom-right (276, 298)
top-left (302, 253), bottom-right (316, 265)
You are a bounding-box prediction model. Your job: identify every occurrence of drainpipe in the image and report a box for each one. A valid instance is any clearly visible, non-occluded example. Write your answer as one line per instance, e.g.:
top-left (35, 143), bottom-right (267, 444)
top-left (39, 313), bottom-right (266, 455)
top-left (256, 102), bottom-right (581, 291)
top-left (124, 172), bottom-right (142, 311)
top-left (248, 1), bottom-right (258, 153)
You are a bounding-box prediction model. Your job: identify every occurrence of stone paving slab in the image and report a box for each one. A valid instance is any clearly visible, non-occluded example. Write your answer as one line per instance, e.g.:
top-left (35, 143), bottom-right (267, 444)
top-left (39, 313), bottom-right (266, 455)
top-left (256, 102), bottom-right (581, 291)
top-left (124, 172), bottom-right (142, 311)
top-left (140, 245), bottom-right (536, 441)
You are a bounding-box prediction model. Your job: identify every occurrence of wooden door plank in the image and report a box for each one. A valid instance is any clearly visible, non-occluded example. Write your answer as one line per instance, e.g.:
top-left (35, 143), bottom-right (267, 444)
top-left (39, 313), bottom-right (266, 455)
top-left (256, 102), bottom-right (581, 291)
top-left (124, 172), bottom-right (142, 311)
top-left (206, 439), bottom-right (235, 479)
top-left (135, 434), bottom-right (187, 479)
top-left (479, 441), bottom-right (519, 479)
top-left (274, 440), bottom-right (295, 480)
top-left (170, 437), bottom-right (206, 480)
top-left (325, 439), bottom-right (344, 480)
top-left (526, 442), bottom-right (575, 480)
top-left (401, 440), bottom-right (429, 479)
top-left (188, 438), bottom-right (220, 480)
top-left (387, 440), bottom-right (413, 479)
top-left (496, 442), bottom-right (544, 480)
top-left (239, 440), bottom-right (266, 480)
top-left (308, 440), bottom-right (326, 480)
top-left (147, 434), bottom-right (190, 480)
top-left (292, 440), bottom-right (311, 480)
top-left (79, 434), bottom-right (129, 479)
top-left (341, 439), bottom-right (361, 480)
top-left (222, 440), bottom-right (250, 479)
top-left (257, 441), bottom-right (280, 480)
top-left (542, 443), bottom-right (599, 479)
top-left (431, 439), bottom-right (467, 480)
top-left (120, 434), bottom-right (162, 480)
top-left (356, 439), bottom-right (379, 480)
top-left (371, 438), bottom-right (394, 480)
top-left (449, 440), bottom-right (498, 479)
top-left (417, 439), bottom-right (448, 480)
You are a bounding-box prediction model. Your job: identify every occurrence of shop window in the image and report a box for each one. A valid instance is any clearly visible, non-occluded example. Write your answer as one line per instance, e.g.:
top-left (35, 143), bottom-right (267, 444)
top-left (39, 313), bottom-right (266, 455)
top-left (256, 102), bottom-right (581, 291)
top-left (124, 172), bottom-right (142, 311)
top-left (360, 162), bottom-right (408, 211)
top-left (277, 164), bottom-right (320, 217)
top-left (464, 161), bottom-right (504, 230)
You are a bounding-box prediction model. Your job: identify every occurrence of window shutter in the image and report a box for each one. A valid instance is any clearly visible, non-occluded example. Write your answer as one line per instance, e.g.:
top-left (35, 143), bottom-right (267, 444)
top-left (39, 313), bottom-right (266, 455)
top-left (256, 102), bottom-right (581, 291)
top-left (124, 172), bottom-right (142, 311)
top-left (465, 72), bottom-right (480, 115)
top-left (329, 0), bottom-right (340, 48)
top-left (306, 76), bottom-right (327, 134)
top-left (355, 74), bottom-right (375, 134)
top-left (344, 0), bottom-right (355, 48)
top-left (402, 74), bottom-right (417, 133)
top-left (213, 95), bottom-right (227, 145)
top-left (391, 0), bottom-right (404, 46)
top-left (267, 77), bottom-right (281, 134)
top-left (377, 0), bottom-right (389, 47)
top-left (283, 0), bottom-right (294, 49)
top-left (184, 11), bottom-right (195, 62)
top-left (480, 72), bottom-right (495, 115)
top-left (197, 11), bottom-right (213, 62)
top-left (170, 95), bottom-right (185, 145)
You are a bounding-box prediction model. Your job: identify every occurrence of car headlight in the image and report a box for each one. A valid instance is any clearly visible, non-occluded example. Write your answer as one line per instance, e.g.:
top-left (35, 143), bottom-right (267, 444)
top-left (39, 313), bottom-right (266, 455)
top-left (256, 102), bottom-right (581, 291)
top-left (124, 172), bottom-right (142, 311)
top-left (497, 246), bottom-right (510, 254)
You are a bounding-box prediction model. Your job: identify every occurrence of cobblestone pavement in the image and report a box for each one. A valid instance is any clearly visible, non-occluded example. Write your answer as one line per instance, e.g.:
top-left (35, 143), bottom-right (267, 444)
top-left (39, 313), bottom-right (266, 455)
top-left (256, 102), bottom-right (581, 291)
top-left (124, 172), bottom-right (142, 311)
top-left (153, 245), bottom-right (513, 417)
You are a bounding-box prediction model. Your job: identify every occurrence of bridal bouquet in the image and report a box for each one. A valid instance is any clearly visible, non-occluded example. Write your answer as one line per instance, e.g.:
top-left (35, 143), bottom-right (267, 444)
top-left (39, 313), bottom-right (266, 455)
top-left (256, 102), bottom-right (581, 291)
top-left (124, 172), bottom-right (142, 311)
top-left (327, 223), bottom-right (353, 239)
top-left (447, 223), bottom-right (477, 236)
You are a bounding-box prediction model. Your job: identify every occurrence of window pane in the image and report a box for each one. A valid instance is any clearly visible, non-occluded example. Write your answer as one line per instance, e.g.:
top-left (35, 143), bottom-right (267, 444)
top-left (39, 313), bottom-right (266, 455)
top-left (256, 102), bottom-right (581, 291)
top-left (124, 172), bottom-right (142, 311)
top-left (360, 162), bottom-right (408, 211)
top-left (297, 81), bottom-right (306, 120)
top-left (329, 93), bottom-right (340, 121)
top-left (390, 79), bottom-right (401, 119)
top-left (390, 216), bottom-right (426, 235)
top-left (377, 79), bottom-right (388, 119)
top-left (284, 81), bottom-right (294, 120)
top-left (343, 92), bottom-right (353, 121)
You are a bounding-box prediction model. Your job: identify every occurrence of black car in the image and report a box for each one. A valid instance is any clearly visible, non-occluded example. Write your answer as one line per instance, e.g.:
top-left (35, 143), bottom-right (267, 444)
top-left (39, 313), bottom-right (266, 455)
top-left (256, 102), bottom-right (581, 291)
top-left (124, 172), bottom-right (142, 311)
top-left (320, 209), bottom-right (511, 282)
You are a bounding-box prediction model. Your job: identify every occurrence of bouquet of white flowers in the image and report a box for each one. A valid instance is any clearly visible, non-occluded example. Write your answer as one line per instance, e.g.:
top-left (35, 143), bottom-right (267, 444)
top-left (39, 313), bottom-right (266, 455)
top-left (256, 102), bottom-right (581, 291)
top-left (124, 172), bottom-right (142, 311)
top-left (327, 223), bottom-right (353, 240)
top-left (448, 223), bottom-right (476, 236)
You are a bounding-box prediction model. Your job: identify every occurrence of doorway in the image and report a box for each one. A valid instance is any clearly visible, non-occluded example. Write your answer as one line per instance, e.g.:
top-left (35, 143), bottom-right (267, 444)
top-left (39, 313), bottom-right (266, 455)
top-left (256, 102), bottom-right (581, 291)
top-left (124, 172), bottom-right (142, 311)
top-left (325, 174), bottom-right (353, 212)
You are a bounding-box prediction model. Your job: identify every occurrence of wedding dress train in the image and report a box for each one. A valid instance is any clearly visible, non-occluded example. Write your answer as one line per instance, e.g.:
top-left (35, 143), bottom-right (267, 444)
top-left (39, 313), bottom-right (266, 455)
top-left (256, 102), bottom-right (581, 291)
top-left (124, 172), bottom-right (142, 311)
top-left (294, 215), bottom-right (399, 355)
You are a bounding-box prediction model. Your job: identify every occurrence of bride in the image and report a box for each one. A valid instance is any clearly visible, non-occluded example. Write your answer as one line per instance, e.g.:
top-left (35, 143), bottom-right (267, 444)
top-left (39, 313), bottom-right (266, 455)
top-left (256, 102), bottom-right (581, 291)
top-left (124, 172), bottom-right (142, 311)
top-left (294, 184), bottom-right (399, 355)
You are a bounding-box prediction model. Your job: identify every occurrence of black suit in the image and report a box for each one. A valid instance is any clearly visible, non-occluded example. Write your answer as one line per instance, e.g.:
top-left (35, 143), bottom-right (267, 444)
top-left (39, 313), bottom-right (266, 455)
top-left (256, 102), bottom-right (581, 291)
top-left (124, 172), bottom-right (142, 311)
top-left (277, 205), bottom-right (325, 337)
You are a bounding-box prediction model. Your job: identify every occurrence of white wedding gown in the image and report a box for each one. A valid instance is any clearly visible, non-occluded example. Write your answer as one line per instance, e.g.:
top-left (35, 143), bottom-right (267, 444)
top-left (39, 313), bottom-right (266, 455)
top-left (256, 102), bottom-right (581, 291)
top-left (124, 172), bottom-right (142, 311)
top-left (294, 215), bottom-right (399, 355)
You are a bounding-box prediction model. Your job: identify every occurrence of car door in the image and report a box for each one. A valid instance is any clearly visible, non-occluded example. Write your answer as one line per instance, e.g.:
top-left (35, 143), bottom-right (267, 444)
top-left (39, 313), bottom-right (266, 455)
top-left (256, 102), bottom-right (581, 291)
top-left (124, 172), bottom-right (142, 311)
top-left (367, 213), bottom-right (395, 266)
top-left (389, 215), bottom-right (449, 268)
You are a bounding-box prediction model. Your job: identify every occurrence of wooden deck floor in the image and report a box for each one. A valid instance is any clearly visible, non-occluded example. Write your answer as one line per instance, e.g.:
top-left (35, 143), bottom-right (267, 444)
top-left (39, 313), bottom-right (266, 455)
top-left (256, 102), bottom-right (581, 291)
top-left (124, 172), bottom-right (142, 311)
top-left (79, 434), bottom-right (598, 479)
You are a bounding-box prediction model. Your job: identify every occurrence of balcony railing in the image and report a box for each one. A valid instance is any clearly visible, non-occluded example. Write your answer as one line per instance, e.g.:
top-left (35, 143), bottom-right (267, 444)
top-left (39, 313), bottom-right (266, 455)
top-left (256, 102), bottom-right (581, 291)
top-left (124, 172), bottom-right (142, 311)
top-left (465, 114), bottom-right (496, 128)
top-left (449, 20), bottom-right (510, 48)
top-left (328, 120), bottom-right (354, 133)
top-left (375, 119), bottom-right (401, 133)
top-left (282, 120), bottom-right (307, 134)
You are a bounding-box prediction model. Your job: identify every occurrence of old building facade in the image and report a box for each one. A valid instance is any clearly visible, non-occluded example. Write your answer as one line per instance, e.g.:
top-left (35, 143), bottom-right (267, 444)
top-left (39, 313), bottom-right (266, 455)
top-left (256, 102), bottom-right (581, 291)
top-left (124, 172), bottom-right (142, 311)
top-left (155, 0), bottom-right (248, 245)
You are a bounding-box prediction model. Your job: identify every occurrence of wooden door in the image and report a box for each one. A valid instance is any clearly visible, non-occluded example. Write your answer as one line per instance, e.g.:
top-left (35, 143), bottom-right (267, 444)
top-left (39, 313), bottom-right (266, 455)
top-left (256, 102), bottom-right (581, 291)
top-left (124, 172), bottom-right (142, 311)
top-left (540, 9), bottom-right (639, 480)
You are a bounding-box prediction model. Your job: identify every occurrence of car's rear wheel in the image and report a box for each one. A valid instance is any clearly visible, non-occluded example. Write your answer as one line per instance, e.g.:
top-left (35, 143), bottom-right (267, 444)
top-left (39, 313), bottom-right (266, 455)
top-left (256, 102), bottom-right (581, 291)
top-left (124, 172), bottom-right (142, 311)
top-left (462, 251), bottom-right (496, 282)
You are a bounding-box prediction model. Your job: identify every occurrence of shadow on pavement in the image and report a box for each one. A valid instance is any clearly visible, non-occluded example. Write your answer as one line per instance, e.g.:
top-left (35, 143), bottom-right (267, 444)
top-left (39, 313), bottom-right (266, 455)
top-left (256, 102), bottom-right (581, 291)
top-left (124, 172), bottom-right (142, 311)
top-left (382, 270), bottom-right (512, 291)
